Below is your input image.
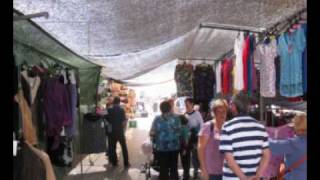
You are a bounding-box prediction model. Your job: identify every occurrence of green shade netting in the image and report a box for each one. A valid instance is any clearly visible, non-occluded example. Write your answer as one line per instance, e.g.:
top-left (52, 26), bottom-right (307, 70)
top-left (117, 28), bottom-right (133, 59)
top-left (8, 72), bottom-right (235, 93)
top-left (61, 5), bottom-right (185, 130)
top-left (13, 11), bottom-right (102, 106)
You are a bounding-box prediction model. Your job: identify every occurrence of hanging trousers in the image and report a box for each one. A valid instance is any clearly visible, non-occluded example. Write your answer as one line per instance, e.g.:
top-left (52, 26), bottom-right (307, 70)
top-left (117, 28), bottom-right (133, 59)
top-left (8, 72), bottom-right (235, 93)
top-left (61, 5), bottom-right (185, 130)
top-left (108, 133), bottom-right (129, 166)
top-left (158, 150), bottom-right (179, 180)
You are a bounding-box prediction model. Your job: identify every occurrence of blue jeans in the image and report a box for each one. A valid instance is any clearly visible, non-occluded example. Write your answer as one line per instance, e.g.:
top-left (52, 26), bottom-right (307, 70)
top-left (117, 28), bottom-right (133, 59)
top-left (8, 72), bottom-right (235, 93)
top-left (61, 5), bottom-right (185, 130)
top-left (209, 174), bottom-right (222, 180)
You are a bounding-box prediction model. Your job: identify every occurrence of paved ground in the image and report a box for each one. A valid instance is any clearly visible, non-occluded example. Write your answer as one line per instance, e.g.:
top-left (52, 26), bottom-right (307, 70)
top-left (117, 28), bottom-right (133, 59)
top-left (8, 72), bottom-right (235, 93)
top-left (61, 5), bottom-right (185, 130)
top-left (62, 116), bottom-right (200, 180)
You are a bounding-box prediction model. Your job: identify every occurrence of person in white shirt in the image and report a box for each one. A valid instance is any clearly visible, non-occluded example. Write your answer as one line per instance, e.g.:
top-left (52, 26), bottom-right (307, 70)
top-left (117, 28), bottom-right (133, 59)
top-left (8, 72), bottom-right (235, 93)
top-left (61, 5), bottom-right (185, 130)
top-left (181, 98), bottom-right (204, 179)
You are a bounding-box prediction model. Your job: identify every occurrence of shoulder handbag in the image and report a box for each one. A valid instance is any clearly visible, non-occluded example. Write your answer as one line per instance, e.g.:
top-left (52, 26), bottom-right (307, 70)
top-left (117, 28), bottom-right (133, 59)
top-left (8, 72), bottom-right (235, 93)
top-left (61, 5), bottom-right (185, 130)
top-left (277, 154), bottom-right (307, 180)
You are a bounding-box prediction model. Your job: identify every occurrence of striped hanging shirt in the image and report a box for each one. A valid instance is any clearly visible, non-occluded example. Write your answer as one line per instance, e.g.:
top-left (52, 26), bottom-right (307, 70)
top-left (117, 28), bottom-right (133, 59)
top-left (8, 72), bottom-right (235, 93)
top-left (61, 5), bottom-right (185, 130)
top-left (219, 116), bottom-right (269, 180)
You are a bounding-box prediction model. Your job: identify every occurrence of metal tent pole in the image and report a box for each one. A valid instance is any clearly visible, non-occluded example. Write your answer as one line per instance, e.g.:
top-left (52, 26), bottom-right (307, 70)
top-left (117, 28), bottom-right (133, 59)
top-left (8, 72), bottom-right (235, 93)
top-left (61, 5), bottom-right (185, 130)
top-left (260, 95), bottom-right (264, 122)
top-left (200, 22), bottom-right (266, 33)
top-left (178, 57), bottom-right (216, 61)
top-left (13, 12), bottom-right (49, 21)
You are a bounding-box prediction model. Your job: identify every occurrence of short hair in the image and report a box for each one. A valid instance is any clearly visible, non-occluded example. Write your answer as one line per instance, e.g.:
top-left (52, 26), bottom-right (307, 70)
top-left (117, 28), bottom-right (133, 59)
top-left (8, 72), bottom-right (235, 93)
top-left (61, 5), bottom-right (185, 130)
top-left (113, 96), bottom-right (121, 105)
top-left (231, 91), bottom-right (250, 114)
top-left (160, 100), bottom-right (171, 114)
top-left (293, 112), bottom-right (307, 133)
top-left (210, 99), bottom-right (228, 112)
top-left (185, 97), bottom-right (194, 104)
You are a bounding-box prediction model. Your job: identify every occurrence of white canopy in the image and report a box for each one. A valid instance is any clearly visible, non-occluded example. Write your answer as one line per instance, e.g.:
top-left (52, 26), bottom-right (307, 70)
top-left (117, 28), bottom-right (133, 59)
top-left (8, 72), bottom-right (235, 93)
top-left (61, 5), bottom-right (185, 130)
top-left (14, 0), bottom-right (306, 80)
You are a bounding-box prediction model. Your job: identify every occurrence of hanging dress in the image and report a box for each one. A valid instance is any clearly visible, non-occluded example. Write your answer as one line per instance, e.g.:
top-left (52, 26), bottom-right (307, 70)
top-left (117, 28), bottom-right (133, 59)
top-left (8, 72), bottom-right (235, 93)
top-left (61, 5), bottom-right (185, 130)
top-left (277, 28), bottom-right (306, 97)
top-left (255, 39), bottom-right (277, 97)
top-left (234, 32), bottom-right (245, 91)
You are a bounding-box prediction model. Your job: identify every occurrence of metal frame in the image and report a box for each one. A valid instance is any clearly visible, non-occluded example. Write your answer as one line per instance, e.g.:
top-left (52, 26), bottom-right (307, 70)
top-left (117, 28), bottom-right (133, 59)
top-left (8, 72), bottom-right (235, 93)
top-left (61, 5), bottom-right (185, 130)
top-left (265, 8), bottom-right (307, 33)
top-left (200, 22), bottom-right (266, 33)
top-left (178, 57), bottom-right (216, 61)
top-left (13, 12), bottom-right (49, 21)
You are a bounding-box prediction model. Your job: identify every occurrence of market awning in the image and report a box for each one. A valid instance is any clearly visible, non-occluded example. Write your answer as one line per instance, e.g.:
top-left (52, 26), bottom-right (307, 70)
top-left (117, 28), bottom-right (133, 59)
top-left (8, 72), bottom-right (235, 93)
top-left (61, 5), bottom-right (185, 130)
top-left (13, 0), bottom-right (306, 80)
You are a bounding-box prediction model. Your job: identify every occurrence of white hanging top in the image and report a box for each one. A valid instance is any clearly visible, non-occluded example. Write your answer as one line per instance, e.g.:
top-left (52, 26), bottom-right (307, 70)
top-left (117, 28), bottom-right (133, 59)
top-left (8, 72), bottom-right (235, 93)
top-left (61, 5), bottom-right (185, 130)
top-left (215, 61), bottom-right (222, 94)
top-left (234, 32), bottom-right (245, 91)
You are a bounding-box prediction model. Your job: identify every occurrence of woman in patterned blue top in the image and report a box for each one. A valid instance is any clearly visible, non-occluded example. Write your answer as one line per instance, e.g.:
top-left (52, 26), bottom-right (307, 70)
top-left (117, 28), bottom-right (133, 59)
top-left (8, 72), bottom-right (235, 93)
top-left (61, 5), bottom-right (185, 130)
top-left (150, 100), bottom-right (181, 180)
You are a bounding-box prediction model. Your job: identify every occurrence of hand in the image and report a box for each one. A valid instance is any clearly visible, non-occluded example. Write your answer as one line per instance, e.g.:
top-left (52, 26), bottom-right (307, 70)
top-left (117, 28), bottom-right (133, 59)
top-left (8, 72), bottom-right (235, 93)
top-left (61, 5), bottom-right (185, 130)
top-left (248, 175), bottom-right (258, 180)
top-left (200, 168), bottom-right (209, 180)
top-left (239, 176), bottom-right (252, 180)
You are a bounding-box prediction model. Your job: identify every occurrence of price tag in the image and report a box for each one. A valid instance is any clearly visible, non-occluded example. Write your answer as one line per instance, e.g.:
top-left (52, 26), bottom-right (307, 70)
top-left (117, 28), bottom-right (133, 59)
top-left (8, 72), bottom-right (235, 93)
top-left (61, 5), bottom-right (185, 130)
top-left (13, 140), bottom-right (18, 156)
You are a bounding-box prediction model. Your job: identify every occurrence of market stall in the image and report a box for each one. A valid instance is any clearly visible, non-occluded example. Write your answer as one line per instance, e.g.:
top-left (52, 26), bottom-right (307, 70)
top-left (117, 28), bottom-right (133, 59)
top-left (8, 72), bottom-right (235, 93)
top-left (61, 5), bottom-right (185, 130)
top-left (13, 0), bottom-right (307, 179)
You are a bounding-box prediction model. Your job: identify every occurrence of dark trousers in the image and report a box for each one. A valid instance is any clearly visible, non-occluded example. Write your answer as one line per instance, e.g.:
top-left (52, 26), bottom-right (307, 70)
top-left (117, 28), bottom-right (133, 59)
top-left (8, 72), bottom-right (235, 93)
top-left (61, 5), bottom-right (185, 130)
top-left (158, 150), bottom-right (179, 180)
top-left (191, 148), bottom-right (200, 175)
top-left (108, 133), bottom-right (129, 166)
top-left (209, 174), bottom-right (222, 180)
top-left (180, 149), bottom-right (191, 179)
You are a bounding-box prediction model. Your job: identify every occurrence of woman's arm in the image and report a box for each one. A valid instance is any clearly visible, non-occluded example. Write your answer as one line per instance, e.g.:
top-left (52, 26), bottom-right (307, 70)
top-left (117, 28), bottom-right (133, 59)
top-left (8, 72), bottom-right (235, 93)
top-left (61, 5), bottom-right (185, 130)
top-left (269, 138), bottom-right (295, 156)
top-left (198, 135), bottom-right (209, 179)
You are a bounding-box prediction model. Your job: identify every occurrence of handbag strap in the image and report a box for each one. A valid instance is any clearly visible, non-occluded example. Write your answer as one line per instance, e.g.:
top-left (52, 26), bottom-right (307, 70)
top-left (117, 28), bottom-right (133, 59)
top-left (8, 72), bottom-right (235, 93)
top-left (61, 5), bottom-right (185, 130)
top-left (285, 154), bottom-right (307, 173)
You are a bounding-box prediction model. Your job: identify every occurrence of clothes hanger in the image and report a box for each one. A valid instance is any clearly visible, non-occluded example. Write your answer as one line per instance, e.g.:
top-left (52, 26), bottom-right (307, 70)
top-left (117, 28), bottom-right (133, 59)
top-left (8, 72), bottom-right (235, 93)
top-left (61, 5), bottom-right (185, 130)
top-left (200, 59), bottom-right (208, 66)
top-left (21, 61), bottom-right (28, 71)
top-left (292, 16), bottom-right (301, 29)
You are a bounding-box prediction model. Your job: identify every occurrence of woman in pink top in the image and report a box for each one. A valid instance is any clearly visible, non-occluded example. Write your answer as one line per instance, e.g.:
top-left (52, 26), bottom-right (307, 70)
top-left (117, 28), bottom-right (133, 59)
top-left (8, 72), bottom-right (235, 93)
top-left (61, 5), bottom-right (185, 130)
top-left (198, 99), bottom-right (228, 180)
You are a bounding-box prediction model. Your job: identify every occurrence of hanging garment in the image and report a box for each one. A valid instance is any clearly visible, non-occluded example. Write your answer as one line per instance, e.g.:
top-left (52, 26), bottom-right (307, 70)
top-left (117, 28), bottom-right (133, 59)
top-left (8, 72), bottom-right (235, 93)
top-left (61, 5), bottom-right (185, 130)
top-left (13, 62), bottom-right (21, 136)
top-left (14, 90), bottom-right (38, 145)
top-left (255, 39), bottom-right (277, 97)
top-left (234, 32), bottom-right (245, 91)
top-left (193, 64), bottom-right (215, 102)
top-left (215, 61), bottom-right (222, 94)
top-left (301, 23), bottom-right (307, 93)
top-left (47, 136), bottom-right (73, 167)
top-left (21, 70), bottom-right (41, 105)
top-left (65, 70), bottom-right (77, 137)
top-left (14, 141), bottom-right (46, 180)
top-left (20, 72), bottom-right (32, 106)
top-left (81, 113), bottom-right (107, 154)
top-left (277, 27), bottom-right (306, 97)
top-left (262, 125), bottom-right (295, 178)
top-left (31, 81), bottom-right (45, 144)
top-left (248, 34), bottom-right (257, 96)
top-left (274, 55), bottom-right (281, 90)
top-left (221, 58), bottom-right (233, 95)
top-left (65, 84), bottom-right (77, 137)
top-left (174, 63), bottom-right (194, 97)
top-left (43, 76), bottom-right (73, 150)
top-left (26, 142), bottom-right (56, 180)
top-left (252, 55), bottom-right (258, 92)
top-left (242, 35), bottom-right (250, 92)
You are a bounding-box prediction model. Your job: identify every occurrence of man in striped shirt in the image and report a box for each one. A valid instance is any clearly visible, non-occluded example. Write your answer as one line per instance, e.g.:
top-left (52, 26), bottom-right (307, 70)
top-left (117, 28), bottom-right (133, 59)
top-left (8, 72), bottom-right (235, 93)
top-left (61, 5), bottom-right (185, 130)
top-left (219, 92), bottom-right (270, 180)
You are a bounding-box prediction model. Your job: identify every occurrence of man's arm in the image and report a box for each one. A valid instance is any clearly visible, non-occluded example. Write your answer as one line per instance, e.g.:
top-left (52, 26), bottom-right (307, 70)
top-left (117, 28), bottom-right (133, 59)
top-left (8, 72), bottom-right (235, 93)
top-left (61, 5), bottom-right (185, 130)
top-left (255, 148), bottom-right (271, 179)
top-left (121, 109), bottom-right (128, 128)
top-left (196, 111), bottom-right (204, 128)
top-left (255, 128), bottom-right (271, 178)
top-left (269, 138), bottom-right (295, 155)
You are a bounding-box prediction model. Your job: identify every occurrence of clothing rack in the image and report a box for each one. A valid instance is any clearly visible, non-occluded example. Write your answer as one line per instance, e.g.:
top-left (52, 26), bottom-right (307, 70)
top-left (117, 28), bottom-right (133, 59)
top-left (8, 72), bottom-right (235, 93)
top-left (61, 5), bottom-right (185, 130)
top-left (13, 12), bottom-right (49, 21)
top-left (265, 8), bottom-right (306, 35)
top-left (178, 48), bottom-right (235, 63)
top-left (178, 57), bottom-right (216, 61)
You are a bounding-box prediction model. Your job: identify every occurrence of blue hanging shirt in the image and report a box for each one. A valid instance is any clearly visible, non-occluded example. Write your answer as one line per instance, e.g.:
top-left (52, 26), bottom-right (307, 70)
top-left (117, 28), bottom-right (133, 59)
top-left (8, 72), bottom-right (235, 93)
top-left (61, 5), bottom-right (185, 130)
top-left (277, 27), bottom-right (306, 97)
top-left (301, 23), bottom-right (307, 93)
